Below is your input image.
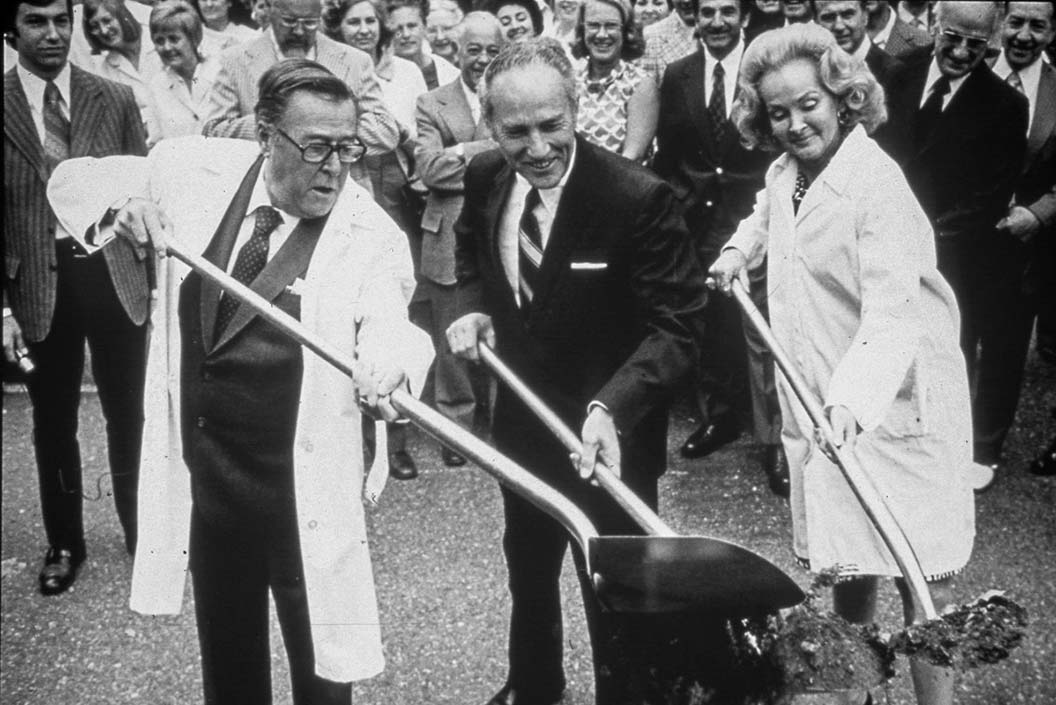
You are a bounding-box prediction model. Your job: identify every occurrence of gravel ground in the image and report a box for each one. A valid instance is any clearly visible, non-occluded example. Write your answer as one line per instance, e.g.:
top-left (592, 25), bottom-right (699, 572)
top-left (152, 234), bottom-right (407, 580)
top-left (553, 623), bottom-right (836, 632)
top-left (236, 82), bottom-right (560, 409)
top-left (2, 347), bottom-right (1053, 705)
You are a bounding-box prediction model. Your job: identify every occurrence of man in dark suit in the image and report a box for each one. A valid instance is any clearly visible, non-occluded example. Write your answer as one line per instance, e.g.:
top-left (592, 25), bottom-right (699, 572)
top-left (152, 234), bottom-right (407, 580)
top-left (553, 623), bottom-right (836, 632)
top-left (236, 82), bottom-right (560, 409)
top-left (980, 1), bottom-right (1055, 472)
top-left (814, 0), bottom-right (901, 90)
top-left (877, 0), bottom-right (1028, 477)
top-left (654, 0), bottom-right (788, 496)
top-left (864, 0), bottom-right (933, 57)
top-left (447, 38), bottom-right (708, 705)
top-left (3, 0), bottom-right (149, 596)
top-left (414, 12), bottom-right (505, 467)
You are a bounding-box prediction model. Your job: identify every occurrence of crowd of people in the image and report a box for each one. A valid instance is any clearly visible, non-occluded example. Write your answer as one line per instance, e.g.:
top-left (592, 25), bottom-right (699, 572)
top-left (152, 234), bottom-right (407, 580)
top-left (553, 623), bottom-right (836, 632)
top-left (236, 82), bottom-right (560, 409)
top-left (4, 1), bottom-right (1054, 704)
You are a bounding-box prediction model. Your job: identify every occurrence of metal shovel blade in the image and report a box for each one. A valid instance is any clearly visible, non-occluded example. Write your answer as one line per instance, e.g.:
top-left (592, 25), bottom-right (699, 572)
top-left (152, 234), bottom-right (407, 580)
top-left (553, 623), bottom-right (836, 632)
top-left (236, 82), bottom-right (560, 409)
top-left (591, 535), bottom-right (805, 615)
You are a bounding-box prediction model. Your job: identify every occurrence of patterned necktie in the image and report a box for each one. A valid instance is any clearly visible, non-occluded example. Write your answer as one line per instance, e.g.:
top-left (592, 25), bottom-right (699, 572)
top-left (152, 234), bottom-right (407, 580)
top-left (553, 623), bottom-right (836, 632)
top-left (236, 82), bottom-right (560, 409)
top-left (916, 75), bottom-right (950, 146)
top-left (518, 188), bottom-right (543, 305)
top-left (708, 61), bottom-right (727, 145)
top-left (791, 171), bottom-right (809, 215)
top-left (1007, 70), bottom-right (1024, 94)
top-left (215, 206), bottom-right (283, 336)
top-left (43, 81), bottom-right (70, 175)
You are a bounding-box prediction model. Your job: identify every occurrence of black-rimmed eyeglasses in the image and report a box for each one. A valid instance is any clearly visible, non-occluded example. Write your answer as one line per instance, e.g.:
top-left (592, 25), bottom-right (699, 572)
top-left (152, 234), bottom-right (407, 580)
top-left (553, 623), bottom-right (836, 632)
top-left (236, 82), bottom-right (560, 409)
top-left (274, 127), bottom-right (366, 164)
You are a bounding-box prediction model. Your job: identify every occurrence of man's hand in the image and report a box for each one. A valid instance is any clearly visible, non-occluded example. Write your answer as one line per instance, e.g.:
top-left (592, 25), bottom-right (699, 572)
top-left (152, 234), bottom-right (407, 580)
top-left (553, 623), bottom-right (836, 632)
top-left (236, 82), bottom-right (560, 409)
top-left (996, 206), bottom-right (1041, 243)
top-left (707, 248), bottom-right (749, 295)
top-left (355, 359), bottom-right (407, 422)
top-left (112, 198), bottom-right (175, 258)
top-left (574, 405), bottom-right (621, 483)
top-left (3, 314), bottom-right (26, 365)
top-left (446, 312), bottom-right (495, 361)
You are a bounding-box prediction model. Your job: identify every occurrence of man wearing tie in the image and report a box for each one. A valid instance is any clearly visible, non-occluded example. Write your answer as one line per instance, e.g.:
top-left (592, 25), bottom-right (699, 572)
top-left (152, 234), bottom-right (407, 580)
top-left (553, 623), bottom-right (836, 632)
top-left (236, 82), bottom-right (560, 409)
top-left (447, 38), bottom-right (708, 705)
top-left (3, 0), bottom-right (149, 596)
top-left (654, 0), bottom-right (788, 496)
top-left (47, 59), bottom-right (433, 704)
top-left (980, 1), bottom-right (1055, 474)
top-left (814, 0), bottom-right (902, 90)
top-left (414, 12), bottom-right (505, 466)
top-left (877, 0), bottom-right (1028, 481)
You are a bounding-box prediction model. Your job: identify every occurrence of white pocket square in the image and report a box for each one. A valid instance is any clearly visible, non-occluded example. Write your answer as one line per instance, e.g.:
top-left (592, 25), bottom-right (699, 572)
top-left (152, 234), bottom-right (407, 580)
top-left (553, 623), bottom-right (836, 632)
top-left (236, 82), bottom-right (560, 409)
top-left (285, 277), bottom-right (307, 296)
top-left (570, 261), bottom-right (607, 271)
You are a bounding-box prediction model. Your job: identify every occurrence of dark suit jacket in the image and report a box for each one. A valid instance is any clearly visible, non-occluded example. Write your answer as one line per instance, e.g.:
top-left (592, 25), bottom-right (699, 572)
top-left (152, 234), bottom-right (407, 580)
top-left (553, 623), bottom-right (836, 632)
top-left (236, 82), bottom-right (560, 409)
top-left (454, 137), bottom-right (708, 480)
top-left (654, 49), bottom-right (772, 258)
top-left (865, 42), bottom-right (901, 94)
top-left (1018, 61), bottom-right (1056, 294)
top-left (877, 48), bottom-right (1028, 241)
top-left (4, 65), bottom-right (149, 342)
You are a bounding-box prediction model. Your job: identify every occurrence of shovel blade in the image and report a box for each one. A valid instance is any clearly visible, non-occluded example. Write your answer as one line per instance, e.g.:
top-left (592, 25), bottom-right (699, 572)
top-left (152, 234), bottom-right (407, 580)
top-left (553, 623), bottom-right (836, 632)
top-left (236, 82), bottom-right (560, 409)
top-left (591, 536), bottom-right (805, 615)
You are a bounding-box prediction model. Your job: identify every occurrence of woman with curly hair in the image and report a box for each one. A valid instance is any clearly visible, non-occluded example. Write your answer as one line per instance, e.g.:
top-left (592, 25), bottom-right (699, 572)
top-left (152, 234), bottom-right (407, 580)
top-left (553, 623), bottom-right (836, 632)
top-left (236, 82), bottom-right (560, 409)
top-left (709, 23), bottom-right (976, 705)
top-left (572, 0), bottom-right (657, 161)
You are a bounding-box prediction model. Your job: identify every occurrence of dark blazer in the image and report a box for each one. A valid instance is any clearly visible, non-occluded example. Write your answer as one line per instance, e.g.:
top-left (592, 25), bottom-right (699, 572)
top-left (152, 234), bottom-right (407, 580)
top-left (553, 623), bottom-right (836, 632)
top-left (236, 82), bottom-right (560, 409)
top-left (454, 137), bottom-right (708, 479)
top-left (877, 48), bottom-right (1028, 240)
top-left (865, 42), bottom-right (901, 93)
top-left (4, 65), bottom-right (149, 342)
top-left (1019, 61), bottom-right (1056, 293)
top-left (654, 49), bottom-right (772, 257)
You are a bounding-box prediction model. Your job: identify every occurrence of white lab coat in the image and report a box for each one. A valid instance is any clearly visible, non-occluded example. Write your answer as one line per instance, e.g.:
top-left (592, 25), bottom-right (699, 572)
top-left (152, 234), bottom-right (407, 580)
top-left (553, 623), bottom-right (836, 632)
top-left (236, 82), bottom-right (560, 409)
top-left (47, 137), bottom-right (434, 682)
top-left (725, 126), bottom-right (975, 579)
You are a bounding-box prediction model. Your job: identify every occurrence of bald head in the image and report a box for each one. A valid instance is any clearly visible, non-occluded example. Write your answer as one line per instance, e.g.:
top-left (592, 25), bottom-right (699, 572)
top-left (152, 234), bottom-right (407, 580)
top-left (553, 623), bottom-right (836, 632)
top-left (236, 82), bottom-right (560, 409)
top-left (933, 1), bottom-right (1000, 78)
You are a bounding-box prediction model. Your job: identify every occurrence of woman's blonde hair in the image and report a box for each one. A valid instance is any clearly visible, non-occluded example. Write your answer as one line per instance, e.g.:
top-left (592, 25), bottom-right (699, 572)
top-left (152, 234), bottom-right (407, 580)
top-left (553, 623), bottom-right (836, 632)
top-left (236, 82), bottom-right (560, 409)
top-left (731, 23), bottom-right (887, 152)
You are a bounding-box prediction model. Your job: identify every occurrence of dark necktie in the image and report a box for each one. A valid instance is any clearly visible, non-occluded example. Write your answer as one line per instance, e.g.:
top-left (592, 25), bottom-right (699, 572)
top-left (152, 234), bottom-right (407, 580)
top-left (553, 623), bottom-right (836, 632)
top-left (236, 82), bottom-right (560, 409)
top-left (215, 205), bottom-right (283, 336)
top-left (518, 188), bottom-right (543, 305)
top-left (43, 80), bottom-right (70, 175)
top-left (916, 75), bottom-right (950, 146)
top-left (708, 62), bottom-right (727, 145)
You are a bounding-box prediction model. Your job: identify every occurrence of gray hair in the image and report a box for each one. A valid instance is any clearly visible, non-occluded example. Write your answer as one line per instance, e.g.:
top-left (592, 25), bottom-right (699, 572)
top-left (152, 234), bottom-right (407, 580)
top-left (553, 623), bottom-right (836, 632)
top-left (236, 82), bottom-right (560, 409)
top-left (731, 22), bottom-right (887, 152)
top-left (255, 58), bottom-right (354, 127)
top-left (480, 37), bottom-right (577, 125)
top-left (456, 10), bottom-right (503, 45)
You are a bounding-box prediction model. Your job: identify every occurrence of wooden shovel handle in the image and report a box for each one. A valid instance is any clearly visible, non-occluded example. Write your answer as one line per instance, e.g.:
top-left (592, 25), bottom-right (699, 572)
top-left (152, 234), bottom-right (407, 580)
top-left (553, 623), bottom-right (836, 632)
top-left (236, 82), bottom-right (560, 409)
top-left (730, 279), bottom-right (937, 621)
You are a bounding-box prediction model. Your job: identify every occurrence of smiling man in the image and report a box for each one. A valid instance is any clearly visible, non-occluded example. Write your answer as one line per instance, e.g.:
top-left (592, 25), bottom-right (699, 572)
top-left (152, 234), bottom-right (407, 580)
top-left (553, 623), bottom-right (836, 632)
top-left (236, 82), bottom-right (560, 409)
top-left (813, 0), bottom-right (900, 89)
top-left (446, 38), bottom-right (708, 705)
top-left (46, 59), bottom-right (432, 704)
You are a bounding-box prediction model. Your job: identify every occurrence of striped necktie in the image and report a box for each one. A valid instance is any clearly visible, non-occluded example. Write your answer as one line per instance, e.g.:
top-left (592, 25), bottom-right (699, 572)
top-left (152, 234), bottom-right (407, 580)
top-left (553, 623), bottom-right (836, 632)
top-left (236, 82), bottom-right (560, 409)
top-left (215, 206), bottom-right (283, 336)
top-left (518, 188), bottom-right (543, 305)
top-left (43, 81), bottom-right (70, 175)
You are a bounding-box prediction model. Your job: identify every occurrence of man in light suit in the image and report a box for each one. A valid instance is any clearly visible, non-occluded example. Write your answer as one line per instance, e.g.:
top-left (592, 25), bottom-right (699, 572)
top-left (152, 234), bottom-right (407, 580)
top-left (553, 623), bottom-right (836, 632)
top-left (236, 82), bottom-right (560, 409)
top-left (447, 39), bottom-right (708, 705)
top-left (47, 59), bottom-right (432, 704)
top-left (654, 0), bottom-right (788, 496)
top-left (201, 0), bottom-right (399, 188)
top-left (814, 0), bottom-right (902, 90)
top-left (877, 1), bottom-right (1028, 478)
top-left (640, 0), bottom-right (698, 80)
top-left (3, 0), bottom-right (149, 596)
top-left (864, 0), bottom-right (932, 57)
top-left (978, 1), bottom-right (1055, 472)
top-left (414, 12), bottom-right (504, 466)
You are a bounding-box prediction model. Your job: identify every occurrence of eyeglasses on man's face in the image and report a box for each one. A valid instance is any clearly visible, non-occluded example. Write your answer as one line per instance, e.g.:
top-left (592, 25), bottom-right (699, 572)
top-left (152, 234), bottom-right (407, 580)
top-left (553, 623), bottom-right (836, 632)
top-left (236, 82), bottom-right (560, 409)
top-left (274, 127), bottom-right (366, 164)
top-left (275, 15), bottom-right (321, 30)
top-left (938, 28), bottom-right (990, 52)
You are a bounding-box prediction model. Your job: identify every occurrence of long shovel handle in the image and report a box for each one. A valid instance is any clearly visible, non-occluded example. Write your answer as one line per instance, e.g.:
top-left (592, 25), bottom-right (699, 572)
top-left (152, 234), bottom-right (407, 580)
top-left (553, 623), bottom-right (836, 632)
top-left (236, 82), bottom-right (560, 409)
top-left (730, 279), bottom-right (937, 621)
top-left (163, 238), bottom-right (599, 554)
top-left (478, 344), bottom-right (675, 537)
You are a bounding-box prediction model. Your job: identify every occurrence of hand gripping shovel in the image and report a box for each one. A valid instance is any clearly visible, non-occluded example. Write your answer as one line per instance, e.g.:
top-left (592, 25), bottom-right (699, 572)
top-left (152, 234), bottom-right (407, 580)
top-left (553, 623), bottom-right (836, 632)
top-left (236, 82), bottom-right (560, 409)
top-left (164, 238), bottom-right (800, 615)
top-left (477, 343), bottom-right (805, 616)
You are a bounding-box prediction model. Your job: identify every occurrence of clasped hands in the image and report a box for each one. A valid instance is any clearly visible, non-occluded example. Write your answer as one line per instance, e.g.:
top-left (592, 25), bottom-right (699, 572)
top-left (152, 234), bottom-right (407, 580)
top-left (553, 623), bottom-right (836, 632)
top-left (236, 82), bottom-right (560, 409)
top-left (446, 312), bottom-right (622, 483)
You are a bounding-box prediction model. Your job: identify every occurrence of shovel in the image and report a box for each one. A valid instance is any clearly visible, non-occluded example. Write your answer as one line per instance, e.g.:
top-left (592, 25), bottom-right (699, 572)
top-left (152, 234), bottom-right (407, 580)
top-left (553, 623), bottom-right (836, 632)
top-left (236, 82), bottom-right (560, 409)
top-left (477, 342), bottom-right (805, 614)
top-left (164, 239), bottom-right (804, 616)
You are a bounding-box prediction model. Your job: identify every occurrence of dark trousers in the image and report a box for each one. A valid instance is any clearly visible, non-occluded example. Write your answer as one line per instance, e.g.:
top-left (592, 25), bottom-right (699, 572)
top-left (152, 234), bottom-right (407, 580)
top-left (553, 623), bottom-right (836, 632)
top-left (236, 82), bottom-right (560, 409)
top-left (189, 508), bottom-right (351, 705)
top-left (25, 239), bottom-right (147, 556)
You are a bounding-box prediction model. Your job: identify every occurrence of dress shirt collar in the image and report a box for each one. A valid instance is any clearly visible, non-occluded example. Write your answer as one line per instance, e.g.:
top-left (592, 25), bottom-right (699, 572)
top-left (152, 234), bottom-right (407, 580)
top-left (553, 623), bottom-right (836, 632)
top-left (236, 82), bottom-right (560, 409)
top-left (17, 60), bottom-right (72, 115)
top-left (460, 77), bottom-right (481, 123)
top-left (872, 6), bottom-right (897, 49)
top-left (921, 58), bottom-right (968, 109)
top-left (993, 51), bottom-right (1041, 130)
top-left (268, 27), bottom-right (317, 61)
top-left (897, 3), bottom-right (929, 32)
top-left (514, 137), bottom-right (577, 220)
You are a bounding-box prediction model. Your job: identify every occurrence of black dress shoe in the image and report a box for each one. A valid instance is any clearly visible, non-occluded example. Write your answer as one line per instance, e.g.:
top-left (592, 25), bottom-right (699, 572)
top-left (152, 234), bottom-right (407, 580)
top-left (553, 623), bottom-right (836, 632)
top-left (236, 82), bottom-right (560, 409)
top-left (485, 684), bottom-right (563, 705)
top-left (39, 547), bottom-right (85, 596)
top-left (762, 444), bottom-right (790, 498)
top-left (1030, 437), bottom-right (1056, 476)
top-left (389, 450), bottom-right (419, 480)
top-left (442, 446), bottom-right (467, 467)
top-left (680, 418), bottom-right (742, 459)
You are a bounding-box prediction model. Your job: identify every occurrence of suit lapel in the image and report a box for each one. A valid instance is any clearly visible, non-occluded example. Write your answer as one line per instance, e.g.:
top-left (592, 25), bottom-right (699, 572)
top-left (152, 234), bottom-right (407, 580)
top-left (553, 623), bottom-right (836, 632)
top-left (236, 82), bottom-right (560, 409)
top-left (200, 156), bottom-right (265, 351)
top-left (684, 52), bottom-right (715, 155)
top-left (3, 70), bottom-right (49, 184)
top-left (69, 66), bottom-right (104, 157)
top-left (443, 82), bottom-right (486, 143)
top-left (212, 213), bottom-right (328, 351)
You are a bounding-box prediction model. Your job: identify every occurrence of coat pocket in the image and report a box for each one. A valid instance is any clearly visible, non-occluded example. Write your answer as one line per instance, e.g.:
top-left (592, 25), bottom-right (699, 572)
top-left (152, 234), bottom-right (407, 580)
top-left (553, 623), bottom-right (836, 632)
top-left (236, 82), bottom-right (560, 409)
top-left (882, 362), bottom-right (928, 438)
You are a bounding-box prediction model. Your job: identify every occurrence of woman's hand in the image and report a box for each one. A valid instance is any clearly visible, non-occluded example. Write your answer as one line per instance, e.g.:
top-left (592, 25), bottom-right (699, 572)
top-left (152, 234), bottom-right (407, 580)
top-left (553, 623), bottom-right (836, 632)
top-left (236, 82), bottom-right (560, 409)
top-left (707, 249), bottom-right (749, 295)
top-left (816, 405), bottom-right (859, 463)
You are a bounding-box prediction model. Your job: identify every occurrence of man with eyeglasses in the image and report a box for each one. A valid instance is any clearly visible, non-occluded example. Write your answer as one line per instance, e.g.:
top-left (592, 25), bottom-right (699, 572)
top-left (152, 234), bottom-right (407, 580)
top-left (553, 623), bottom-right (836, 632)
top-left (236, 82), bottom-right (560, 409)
top-left (46, 58), bottom-right (433, 704)
top-left (202, 0), bottom-right (400, 194)
top-left (878, 0), bottom-right (1028, 490)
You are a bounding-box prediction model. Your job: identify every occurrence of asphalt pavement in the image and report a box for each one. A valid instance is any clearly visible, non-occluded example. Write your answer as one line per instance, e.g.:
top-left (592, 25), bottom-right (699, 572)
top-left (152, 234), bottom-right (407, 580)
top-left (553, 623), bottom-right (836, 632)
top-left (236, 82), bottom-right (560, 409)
top-left (2, 347), bottom-right (1054, 705)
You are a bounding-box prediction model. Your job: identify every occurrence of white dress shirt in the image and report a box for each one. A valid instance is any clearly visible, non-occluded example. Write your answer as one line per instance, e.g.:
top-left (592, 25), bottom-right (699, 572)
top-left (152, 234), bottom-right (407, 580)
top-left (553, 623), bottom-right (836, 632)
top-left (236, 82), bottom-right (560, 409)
top-left (992, 52), bottom-right (1042, 131)
top-left (498, 142), bottom-right (577, 306)
top-left (229, 168), bottom-right (298, 273)
top-left (851, 35), bottom-right (871, 63)
top-left (460, 77), bottom-right (482, 124)
top-left (16, 62), bottom-right (73, 240)
top-left (920, 59), bottom-right (969, 110)
top-left (703, 37), bottom-right (744, 114)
